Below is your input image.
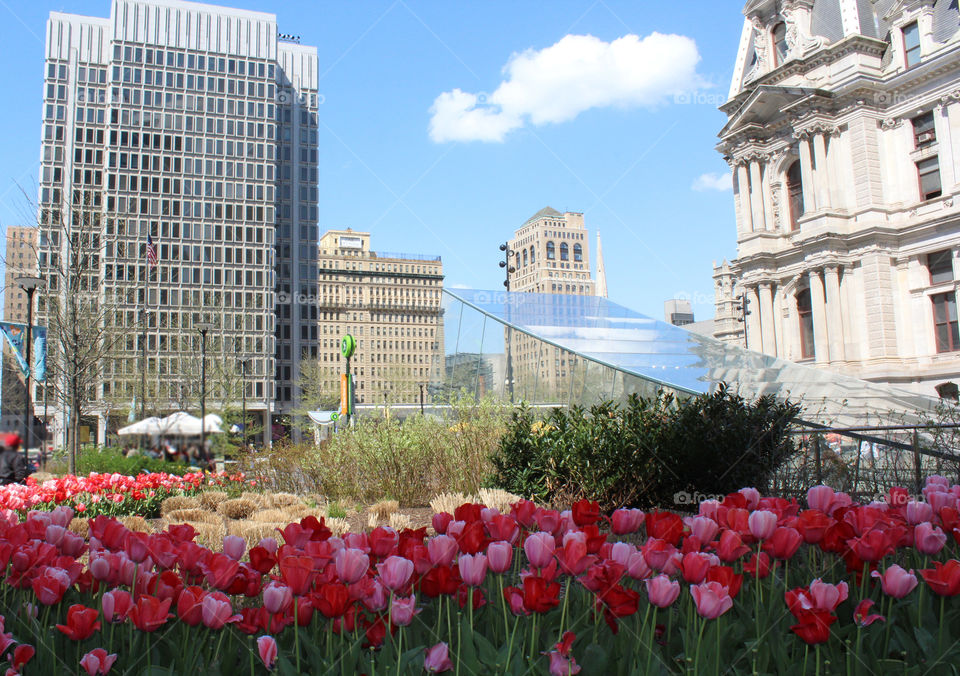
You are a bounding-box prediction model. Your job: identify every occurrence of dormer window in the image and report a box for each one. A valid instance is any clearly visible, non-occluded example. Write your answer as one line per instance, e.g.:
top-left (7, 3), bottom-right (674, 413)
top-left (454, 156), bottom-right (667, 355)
top-left (773, 23), bottom-right (788, 66)
top-left (903, 22), bottom-right (921, 68)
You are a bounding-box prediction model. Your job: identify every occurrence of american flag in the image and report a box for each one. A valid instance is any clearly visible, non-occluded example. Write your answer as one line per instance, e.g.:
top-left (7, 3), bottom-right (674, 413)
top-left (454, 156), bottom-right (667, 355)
top-left (147, 234), bottom-right (158, 268)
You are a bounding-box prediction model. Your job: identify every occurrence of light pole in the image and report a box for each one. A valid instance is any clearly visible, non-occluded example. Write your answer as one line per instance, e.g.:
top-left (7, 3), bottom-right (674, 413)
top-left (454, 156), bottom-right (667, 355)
top-left (419, 383), bottom-right (425, 415)
top-left (196, 322), bottom-right (215, 457)
top-left (498, 243), bottom-right (516, 402)
top-left (238, 358), bottom-right (250, 452)
top-left (16, 276), bottom-right (44, 464)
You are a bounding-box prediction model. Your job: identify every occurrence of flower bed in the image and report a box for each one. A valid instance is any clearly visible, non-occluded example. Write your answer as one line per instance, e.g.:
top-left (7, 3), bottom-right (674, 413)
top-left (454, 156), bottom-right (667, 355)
top-left (0, 477), bottom-right (958, 674)
top-left (0, 471), bottom-right (252, 518)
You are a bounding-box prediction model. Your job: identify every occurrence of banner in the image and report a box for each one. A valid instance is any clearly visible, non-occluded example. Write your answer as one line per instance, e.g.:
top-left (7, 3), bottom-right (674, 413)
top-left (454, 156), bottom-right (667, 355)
top-left (0, 322), bottom-right (48, 382)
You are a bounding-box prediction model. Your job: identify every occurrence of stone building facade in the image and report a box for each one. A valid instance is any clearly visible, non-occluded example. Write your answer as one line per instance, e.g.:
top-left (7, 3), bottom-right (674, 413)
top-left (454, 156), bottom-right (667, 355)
top-left (718, 0), bottom-right (960, 397)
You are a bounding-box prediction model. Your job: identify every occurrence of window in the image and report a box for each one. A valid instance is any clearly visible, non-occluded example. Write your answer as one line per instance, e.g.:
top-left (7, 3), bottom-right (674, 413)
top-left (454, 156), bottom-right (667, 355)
top-left (522, 249), bottom-right (528, 266)
top-left (913, 112), bottom-right (936, 147)
top-left (529, 246), bottom-right (535, 264)
top-left (933, 293), bottom-right (960, 352)
top-left (573, 244), bottom-right (582, 262)
top-left (904, 22), bottom-right (921, 68)
top-left (917, 157), bottom-right (942, 200)
top-left (546, 241), bottom-right (555, 260)
top-left (786, 160), bottom-right (804, 230)
top-left (797, 288), bottom-right (815, 359)
top-left (929, 249), bottom-right (954, 285)
top-left (773, 23), bottom-right (788, 65)
top-left (560, 242), bottom-right (569, 261)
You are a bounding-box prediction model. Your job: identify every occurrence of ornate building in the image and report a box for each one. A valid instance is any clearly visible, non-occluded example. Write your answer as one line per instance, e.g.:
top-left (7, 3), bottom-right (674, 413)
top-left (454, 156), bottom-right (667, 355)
top-left (717, 0), bottom-right (960, 397)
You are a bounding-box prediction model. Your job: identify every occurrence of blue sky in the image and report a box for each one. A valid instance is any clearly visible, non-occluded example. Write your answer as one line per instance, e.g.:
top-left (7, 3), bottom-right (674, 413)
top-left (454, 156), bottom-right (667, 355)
top-left (0, 0), bottom-right (744, 321)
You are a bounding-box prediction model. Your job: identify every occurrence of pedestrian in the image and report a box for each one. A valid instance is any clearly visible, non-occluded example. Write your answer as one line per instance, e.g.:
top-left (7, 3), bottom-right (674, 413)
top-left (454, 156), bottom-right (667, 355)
top-left (0, 433), bottom-right (29, 485)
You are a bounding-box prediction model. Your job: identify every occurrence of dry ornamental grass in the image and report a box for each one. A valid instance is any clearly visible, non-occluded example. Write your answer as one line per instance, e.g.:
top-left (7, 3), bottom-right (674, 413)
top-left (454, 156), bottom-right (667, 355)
top-left (217, 498), bottom-right (257, 520)
top-left (160, 496), bottom-right (200, 516)
top-left (163, 509), bottom-right (223, 525)
top-left (197, 491), bottom-right (230, 510)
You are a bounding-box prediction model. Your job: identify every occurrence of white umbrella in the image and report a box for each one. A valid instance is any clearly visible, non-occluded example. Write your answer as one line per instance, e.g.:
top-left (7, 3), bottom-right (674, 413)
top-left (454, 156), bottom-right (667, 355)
top-left (117, 416), bottom-right (162, 436)
top-left (157, 412), bottom-right (203, 435)
top-left (202, 414), bottom-right (223, 434)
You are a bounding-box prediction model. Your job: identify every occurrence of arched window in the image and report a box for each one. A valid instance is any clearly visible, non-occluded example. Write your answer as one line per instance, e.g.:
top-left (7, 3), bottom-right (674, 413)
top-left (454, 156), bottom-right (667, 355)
top-left (522, 249), bottom-right (528, 266)
top-left (797, 288), bottom-right (815, 359)
top-left (787, 160), bottom-right (804, 230)
top-left (573, 243), bottom-right (582, 262)
top-left (529, 246), bottom-right (535, 264)
top-left (546, 241), bottom-right (555, 260)
top-left (560, 242), bottom-right (569, 261)
top-left (773, 23), bottom-right (788, 66)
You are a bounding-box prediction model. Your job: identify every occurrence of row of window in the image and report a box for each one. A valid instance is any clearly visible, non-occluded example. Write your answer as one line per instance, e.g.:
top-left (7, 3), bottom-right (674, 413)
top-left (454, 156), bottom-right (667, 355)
top-left (112, 45), bottom-right (274, 81)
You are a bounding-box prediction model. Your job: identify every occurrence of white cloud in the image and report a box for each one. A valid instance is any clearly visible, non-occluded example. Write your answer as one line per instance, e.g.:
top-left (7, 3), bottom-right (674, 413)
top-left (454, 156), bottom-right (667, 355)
top-left (692, 172), bottom-right (732, 192)
top-left (429, 33), bottom-right (703, 143)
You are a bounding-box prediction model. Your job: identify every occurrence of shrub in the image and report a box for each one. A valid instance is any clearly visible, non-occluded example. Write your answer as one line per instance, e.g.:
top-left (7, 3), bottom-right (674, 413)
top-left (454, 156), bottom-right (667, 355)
top-left (488, 385), bottom-right (800, 510)
top-left (46, 447), bottom-right (196, 477)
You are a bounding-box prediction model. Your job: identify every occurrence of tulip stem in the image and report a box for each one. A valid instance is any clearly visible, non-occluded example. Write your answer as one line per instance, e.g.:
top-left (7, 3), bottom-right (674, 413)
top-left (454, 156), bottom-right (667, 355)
top-left (815, 645), bottom-right (821, 676)
top-left (456, 612), bottom-right (462, 676)
top-left (505, 613), bottom-right (519, 669)
top-left (715, 615), bottom-right (721, 676)
top-left (693, 617), bottom-right (706, 674)
top-left (249, 636), bottom-right (254, 676)
top-left (293, 597), bottom-right (301, 673)
top-left (938, 594), bottom-right (946, 657)
top-left (644, 606), bottom-right (655, 676)
top-left (559, 577), bottom-right (570, 635)
top-left (396, 628), bottom-right (402, 676)
top-left (498, 577), bottom-right (509, 641)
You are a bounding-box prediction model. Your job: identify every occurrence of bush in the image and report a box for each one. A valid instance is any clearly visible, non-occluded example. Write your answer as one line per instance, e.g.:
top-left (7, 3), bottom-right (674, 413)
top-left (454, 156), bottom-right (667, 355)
top-left (488, 385), bottom-right (800, 510)
top-left (45, 447), bottom-right (196, 477)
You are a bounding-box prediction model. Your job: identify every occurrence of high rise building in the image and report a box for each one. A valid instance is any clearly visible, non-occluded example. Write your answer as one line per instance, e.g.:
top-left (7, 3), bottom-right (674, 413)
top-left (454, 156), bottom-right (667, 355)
top-left (717, 0), bottom-right (960, 398)
top-left (37, 0), bottom-right (319, 446)
top-left (506, 207), bottom-right (596, 399)
top-left (314, 230), bottom-right (444, 405)
top-left (1, 227), bottom-right (40, 438)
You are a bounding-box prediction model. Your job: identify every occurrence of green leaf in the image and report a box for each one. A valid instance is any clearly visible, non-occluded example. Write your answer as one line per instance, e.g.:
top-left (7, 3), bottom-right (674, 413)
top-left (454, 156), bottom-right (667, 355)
top-left (580, 643), bottom-right (608, 673)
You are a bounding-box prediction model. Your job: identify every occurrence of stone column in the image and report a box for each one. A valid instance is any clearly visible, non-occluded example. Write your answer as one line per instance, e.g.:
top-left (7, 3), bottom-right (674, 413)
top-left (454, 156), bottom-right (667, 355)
top-left (797, 135), bottom-right (817, 213)
top-left (826, 131), bottom-right (845, 210)
top-left (786, 290), bottom-right (800, 360)
top-left (97, 414), bottom-right (107, 448)
top-left (760, 162), bottom-right (776, 231)
top-left (824, 265), bottom-right (845, 362)
top-left (737, 163), bottom-right (754, 233)
top-left (812, 132), bottom-right (831, 211)
top-left (758, 282), bottom-right (777, 356)
top-left (936, 103), bottom-right (956, 189)
top-left (749, 160), bottom-right (767, 230)
top-left (746, 285), bottom-right (762, 352)
top-left (809, 269), bottom-right (830, 363)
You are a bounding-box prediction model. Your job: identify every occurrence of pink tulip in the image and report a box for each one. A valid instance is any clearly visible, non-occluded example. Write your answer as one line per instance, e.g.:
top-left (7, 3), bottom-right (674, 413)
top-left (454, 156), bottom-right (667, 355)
top-left (362, 579), bottom-right (389, 613)
top-left (626, 552), bottom-right (652, 580)
top-left (257, 636), bottom-right (278, 670)
top-left (547, 651), bottom-right (582, 676)
top-left (458, 553), bottom-right (488, 587)
top-left (524, 532), bottom-right (556, 569)
top-left (487, 541), bottom-right (513, 573)
top-left (808, 579), bottom-right (848, 611)
top-left (257, 537), bottom-right (279, 554)
top-left (79, 648), bottom-right (117, 676)
top-left (928, 491), bottom-right (956, 515)
top-left (915, 522), bottom-right (947, 555)
top-left (89, 557), bottom-right (111, 582)
top-left (424, 642), bottom-right (453, 673)
top-left (871, 564), bottom-right (918, 599)
top-left (610, 508), bottom-right (644, 534)
top-left (376, 556), bottom-right (414, 592)
top-left (906, 501), bottom-right (933, 525)
top-left (927, 475), bottom-right (951, 490)
top-left (262, 582), bottom-right (292, 614)
top-left (748, 510), bottom-right (778, 541)
top-left (101, 590), bottom-right (132, 624)
top-left (698, 500), bottom-right (721, 519)
top-left (685, 516), bottom-right (719, 543)
top-left (427, 535), bottom-right (458, 566)
top-left (690, 581), bottom-right (734, 619)
top-left (645, 574), bottom-right (681, 608)
top-left (738, 487), bottom-right (761, 509)
top-left (390, 594), bottom-right (420, 626)
top-left (222, 536), bottom-right (245, 561)
top-left (806, 485), bottom-right (835, 513)
top-left (334, 548), bottom-right (369, 584)
top-left (641, 538), bottom-right (677, 571)
top-left (609, 542), bottom-right (636, 567)
top-left (432, 512), bottom-right (453, 535)
top-left (45, 525), bottom-right (67, 547)
top-left (201, 593), bottom-right (239, 630)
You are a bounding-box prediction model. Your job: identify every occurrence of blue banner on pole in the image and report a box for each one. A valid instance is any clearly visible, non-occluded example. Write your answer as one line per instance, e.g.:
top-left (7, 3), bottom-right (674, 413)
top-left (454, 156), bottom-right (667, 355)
top-left (0, 322), bottom-right (47, 382)
top-left (0, 322), bottom-right (28, 376)
top-left (32, 326), bottom-right (46, 383)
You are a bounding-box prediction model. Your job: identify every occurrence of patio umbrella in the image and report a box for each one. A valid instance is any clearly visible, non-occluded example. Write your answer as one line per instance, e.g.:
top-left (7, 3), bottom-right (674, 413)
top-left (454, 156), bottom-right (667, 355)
top-left (117, 416), bottom-right (162, 436)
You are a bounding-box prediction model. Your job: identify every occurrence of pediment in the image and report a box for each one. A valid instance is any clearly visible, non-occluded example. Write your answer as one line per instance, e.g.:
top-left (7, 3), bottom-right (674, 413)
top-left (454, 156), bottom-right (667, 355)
top-left (719, 85), bottom-right (830, 138)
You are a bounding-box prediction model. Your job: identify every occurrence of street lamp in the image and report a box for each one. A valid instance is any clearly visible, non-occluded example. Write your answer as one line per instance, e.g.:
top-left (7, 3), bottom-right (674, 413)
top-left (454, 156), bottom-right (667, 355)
top-left (16, 275), bottom-right (44, 464)
top-left (196, 322), bottom-right (215, 458)
top-left (498, 244), bottom-right (516, 402)
top-left (237, 358), bottom-right (251, 452)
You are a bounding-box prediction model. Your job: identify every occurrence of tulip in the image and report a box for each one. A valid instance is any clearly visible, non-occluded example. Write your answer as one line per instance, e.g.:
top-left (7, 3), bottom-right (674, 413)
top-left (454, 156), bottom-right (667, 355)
top-left (79, 648), bottom-right (117, 676)
top-left (390, 594), bottom-right (420, 626)
top-left (55, 604), bottom-right (101, 641)
top-left (376, 555), bottom-right (414, 592)
top-left (547, 651), bottom-right (582, 676)
top-left (919, 559), bottom-right (960, 596)
top-left (11, 644), bottom-right (35, 671)
top-left (262, 582), bottom-right (293, 615)
top-left (522, 575), bottom-right (561, 613)
top-left (743, 552), bottom-right (774, 579)
top-left (690, 581), bottom-right (734, 619)
top-left (486, 541), bottom-right (513, 573)
top-left (739, 487), bottom-right (760, 509)
top-left (915, 522), bottom-right (947, 555)
top-left (685, 516), bottom-right (719, 543)
top-left (278, 556), bottom-right (315, 596)
top-left (609, 542), bottom-right (636, 567)
top-left (557, 540), bottom-right (596, 576)
top-left (334, 548), bottom-right (369, 584)
top-left (89, 557), bottom-right (111, 582)
top-left (626, 552), bottom-right (652, 580)
top-left (853, 599), bottom-right (885, 627)
top-left (128, 596), bottom-right (172, 632)
top-left (748, 510), bottom-right (778, 541)
top-left (680, 552), bottom-right (713, 584)
top-left (763, 527), bottom-right (803, 560)
top-left (45, 524), bottom-right (67, 547)
top-left (368, 526), bottom-right (399, 557)
top-left (101, 590), bottom-right (132, 624)
top-left (524, 532), bottom-right (556, 569)
top-left (716, 529), bottom-right (750, 562)
top-left (222, 535), bottom-right (245, 561)
top-left (645, 574), bottom-right (681, 608)
top-left (809, 579), bottom-right (848, 611)
top-left (202, 593), bottom-right (239, 630)
top-left (424, 642), bottom-right (454, 673)
top-left (458, 553), bottom-right (488, 587)
top-left (427, 535), bottom-right (458, 567)
top-left (502, 585), bottom-right (528, 615)
top-left (432, 512), bottom-right (453, 535)
top-left (790, 610), bottom-right (836, 644)
top-left (610, 508), bottom-right (644, 535)
top-left (906, 501), bottom-right (933, 525)
top-left (571, 499), bottom-right (600, 526)
top-left (257, 635), bottom-right (278, 670)
top-left (871, 564), bottom-right (918, 599)
top-left (806, 485), bottom-right (835, 513)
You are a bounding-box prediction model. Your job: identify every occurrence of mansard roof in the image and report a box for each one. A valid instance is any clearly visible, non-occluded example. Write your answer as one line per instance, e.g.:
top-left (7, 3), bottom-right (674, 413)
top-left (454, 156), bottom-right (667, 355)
top-left (524, 206), bottom-right (563, 225)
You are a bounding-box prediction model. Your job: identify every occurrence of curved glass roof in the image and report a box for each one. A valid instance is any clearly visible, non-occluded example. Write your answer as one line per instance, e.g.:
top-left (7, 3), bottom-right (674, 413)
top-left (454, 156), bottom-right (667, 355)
top-left (443, 288), bottom-right (942, 428)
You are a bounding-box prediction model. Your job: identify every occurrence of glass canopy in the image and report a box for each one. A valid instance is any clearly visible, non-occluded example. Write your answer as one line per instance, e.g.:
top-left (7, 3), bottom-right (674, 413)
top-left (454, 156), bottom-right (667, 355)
top-left (440, 289), bottom-right (943, 428)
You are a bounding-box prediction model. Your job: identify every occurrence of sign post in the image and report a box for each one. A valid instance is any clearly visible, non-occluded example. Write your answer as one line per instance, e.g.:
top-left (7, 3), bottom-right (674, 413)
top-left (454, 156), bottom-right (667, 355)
top-left (340, 334), bottom-right (356, 425)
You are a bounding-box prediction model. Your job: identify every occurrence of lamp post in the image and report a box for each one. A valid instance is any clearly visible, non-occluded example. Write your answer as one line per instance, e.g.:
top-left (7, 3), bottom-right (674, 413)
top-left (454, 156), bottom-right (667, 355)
top-left (16, 276), bottom-right (44, 464)
top-left (498, 244), bottom-right (516, 402)
top-left (238, 358), bottom-right (251, 452)
top-left (419, 383), bottom-right (425, 415)
top-left (196, 322), bottom-right (215, 457)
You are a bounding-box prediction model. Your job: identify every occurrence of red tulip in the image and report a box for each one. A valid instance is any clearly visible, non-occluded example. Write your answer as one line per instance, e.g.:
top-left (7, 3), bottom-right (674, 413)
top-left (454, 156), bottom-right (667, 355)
top-left (571, 500), bottom-right (600, 526)
top-left (11, 644), bottom-right (35, 670)
top-left (522, 575), bottom-right (561, 613)
top-left (32, 567), bottom-right (70, 605)
top-left (680, 552), bottom-right (713, 584)
top-left (420, 565), bottom-right (459, 598)
top-left (279, 555), bottom-right (315, 596)
top-left (849, 529), bottom-right (895, 563)
top-left (641, 537), bottom-right (677, 571)
top-left (257, 635), bottom-right (278, 670)
top-left (176, 586), bottom-right (206, 626)
top-left (716, 530), bottom-right (750, 563)
top-left (919, 559), bottom-right (960, 596)
top-left (763, 527), bottom-right (803, 560)
top-left (128, 596), bottom-right (172, 632)
top-left (101, 590), bottom-right (132, 623)
top-left (557, 540), bottom-right (596, 577)
top-left (204, 553), bottom-right (241, 591)
top-left (705, 566), bottom-right (743, 598)
top-left (646, 511), bottom-right (685, 546)
top-left (424, 642), bottom-right (454, 673)
top-left (456, 521), bottom-right (488, 555)
top-left (853, 599), bottom-right (884, 627)
top-left (248, 546), bottom-right (277, 575)
top-left (796, 510), bottom-right (832, 544)
top-left (55, 604), bottom-right (101, 641)
top-left (790, 610), bottom-right (836, 644)
top-left (314, 583), bottom-right (351, 618)
top-left (79, 648), bottom-right (117, 676)
top-left (690, 581), bottom-right (734, 619)
top-left (871, 564), bottom-right (918, 599)
top-left (597, 584), bottom-right (640, 633)
top-left (369, 527), bottom-right (399, 558)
